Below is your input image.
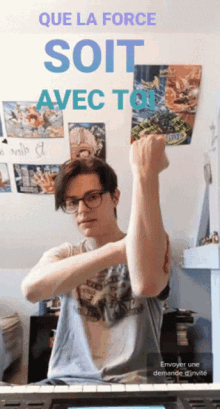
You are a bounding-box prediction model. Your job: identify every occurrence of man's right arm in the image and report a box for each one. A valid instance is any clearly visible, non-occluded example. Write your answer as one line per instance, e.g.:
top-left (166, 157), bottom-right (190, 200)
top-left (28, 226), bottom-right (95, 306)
top-left (21, 242), bottom-right (125, 304)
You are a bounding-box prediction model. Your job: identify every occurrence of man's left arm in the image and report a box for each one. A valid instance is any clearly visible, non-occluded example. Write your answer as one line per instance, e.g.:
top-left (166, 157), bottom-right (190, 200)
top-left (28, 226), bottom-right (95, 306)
top-left (126, 134), bottom-right (170, 298)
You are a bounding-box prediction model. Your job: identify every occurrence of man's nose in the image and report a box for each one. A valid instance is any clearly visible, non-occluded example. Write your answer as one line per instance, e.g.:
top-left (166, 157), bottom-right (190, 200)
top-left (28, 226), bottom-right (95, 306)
top-left (77, 199), bottom-right (89, 213)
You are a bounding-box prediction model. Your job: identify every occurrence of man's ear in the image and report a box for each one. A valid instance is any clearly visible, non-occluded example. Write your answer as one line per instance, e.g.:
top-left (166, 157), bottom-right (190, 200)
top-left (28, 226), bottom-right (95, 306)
top-left (113, 188), bottom-right (120, 205)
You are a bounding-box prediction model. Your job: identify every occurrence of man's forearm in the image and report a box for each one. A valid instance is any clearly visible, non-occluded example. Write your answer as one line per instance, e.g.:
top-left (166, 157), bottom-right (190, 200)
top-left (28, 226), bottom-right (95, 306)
top-left (21, 242), bottom-right (122, 303)
top-left (126, 172), bottom-right (168, 297)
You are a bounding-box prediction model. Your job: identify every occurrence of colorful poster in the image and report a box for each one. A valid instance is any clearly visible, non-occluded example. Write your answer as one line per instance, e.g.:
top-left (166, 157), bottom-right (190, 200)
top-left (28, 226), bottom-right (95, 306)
top-left (3, 101), bottom-right (64, 138)
top-left (13, 164), bottom-right (60, 194)
top-left (0, 163), bottom-right (11, 192)
top-left (68, 123), bottom-right (106, 161)
top-left (131, 65), bottom-right (202, 145)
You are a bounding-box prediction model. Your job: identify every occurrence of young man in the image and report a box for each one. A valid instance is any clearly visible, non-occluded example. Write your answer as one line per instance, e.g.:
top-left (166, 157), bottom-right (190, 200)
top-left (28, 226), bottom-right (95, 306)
top-left (22, 134), bottom-right (171, 385)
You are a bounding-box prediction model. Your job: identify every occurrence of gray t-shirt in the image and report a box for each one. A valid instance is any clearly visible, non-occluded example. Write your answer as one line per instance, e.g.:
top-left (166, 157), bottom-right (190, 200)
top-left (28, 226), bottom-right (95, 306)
top-left (37, 239), bottom-right (170, 384)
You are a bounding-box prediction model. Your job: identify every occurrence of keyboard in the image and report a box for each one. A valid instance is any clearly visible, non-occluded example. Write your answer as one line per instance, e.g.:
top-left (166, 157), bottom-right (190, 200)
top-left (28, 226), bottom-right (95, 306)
top-left (1, 383), bottom-right (220, 409)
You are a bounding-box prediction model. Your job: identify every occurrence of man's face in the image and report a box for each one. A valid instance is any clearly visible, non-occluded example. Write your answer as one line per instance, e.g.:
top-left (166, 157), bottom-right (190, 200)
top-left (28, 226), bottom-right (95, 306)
top-left (65, 173), bottom-right (118, 238)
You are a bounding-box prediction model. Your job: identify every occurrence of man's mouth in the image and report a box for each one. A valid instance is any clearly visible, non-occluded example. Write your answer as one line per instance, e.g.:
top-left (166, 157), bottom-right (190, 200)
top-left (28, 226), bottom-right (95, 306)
top-left (79, 219), bottom-right (97, 225)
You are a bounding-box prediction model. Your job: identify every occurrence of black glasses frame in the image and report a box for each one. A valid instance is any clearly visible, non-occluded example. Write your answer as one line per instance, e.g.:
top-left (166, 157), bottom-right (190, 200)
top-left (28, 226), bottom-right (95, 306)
top-left (61, 191), bottom-right (106, 214)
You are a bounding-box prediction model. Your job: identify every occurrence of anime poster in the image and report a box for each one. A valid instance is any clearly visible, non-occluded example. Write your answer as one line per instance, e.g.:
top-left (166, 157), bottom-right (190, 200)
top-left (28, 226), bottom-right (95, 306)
top-left (0, 163), bottom-right (11, 192)
top-left (68, 123), bottom-right (106, 161)
top-left (3, 101), bottom-right (64, 138)
top-left (131, 65), bottom-right (202, 145)
top-left (13, 164), bottom-right (60, 194)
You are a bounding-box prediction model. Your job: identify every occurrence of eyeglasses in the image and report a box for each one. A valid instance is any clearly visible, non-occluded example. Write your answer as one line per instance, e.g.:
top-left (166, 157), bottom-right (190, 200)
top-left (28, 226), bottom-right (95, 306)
top-left (61, 190), bottom-right (106, 214)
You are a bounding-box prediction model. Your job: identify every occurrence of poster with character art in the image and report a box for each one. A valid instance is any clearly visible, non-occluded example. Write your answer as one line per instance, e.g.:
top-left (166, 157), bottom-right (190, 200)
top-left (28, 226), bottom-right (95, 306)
top-left (3, 101), bottom-right (64, 138)
top-left (131, 64), bottom-right (202, 145)
top-left (13, 164), bottom-right (60, 194)
top-left (68, 123), bottom-right (106, 161)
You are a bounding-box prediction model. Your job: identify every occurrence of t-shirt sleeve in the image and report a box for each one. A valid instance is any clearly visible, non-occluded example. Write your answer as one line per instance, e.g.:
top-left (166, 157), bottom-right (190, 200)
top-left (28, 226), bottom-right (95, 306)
top-left (157, 233), bottom-right (171, 301)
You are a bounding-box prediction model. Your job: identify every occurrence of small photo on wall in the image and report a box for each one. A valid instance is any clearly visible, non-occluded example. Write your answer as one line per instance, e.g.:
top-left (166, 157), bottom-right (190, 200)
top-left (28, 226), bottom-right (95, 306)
top-left (13, 164), bottom-right (61, 194)
top-left (0, 163), bottom-right (11, 192)
top-left (68, 123), bottom-right (106, 161)
top-left (3, 102), bottom-right (64, 138)
top-left (131, 65), bottom-right (202, 145)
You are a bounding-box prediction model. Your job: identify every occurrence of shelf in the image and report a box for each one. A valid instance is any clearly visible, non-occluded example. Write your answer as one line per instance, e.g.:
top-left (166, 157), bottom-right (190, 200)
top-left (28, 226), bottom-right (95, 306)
top-left (183, 244), bottom-right (220, 269)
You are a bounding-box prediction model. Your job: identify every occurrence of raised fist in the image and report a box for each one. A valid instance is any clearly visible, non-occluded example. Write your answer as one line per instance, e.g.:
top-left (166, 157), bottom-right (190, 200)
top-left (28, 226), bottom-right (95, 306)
top-left (130, 133), bottom-right (169, 178)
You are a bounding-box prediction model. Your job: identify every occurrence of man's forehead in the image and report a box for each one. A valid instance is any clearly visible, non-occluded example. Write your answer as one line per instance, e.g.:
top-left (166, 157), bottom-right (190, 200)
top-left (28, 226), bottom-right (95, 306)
top-left (65, 173), bottom-right (102, 196)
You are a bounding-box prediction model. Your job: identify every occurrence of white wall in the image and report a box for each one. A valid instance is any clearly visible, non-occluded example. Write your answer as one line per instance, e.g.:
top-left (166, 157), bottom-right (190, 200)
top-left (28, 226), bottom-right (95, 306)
top-left (0, 0), bottom-right (220, 34)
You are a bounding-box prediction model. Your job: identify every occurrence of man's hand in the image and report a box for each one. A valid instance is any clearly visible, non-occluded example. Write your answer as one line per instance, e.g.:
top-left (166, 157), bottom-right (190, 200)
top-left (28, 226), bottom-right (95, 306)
top-left (130, 133), bottom-right (169, 178)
